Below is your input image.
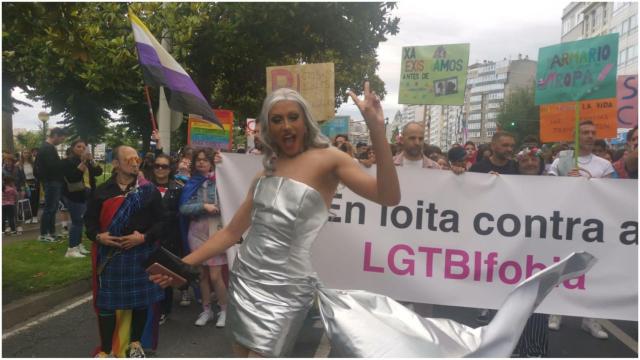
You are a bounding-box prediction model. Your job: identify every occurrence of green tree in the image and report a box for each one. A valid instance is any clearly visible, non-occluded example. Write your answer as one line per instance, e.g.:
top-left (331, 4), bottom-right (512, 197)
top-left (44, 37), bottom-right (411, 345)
top-left (3, 2), bottom-right (399, 151)
top-left (15, 130), bottom-right (43, 152)
top-left (496, 84), bottom-right (540, 145)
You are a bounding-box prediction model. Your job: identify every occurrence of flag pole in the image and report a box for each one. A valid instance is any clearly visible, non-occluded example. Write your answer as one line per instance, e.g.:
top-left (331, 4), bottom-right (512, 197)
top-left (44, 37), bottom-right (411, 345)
top-left (144, 85), bottom-right (158, 131)
top-left (573, 100), bottom-right (580, 168)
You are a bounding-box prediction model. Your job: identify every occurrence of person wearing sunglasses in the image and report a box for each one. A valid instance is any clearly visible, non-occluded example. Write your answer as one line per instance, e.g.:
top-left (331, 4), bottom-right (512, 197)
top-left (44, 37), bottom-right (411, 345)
top-left (149, 154), bottom-right (184, 325)
top-left (85, 145), bottom-right (166, 358)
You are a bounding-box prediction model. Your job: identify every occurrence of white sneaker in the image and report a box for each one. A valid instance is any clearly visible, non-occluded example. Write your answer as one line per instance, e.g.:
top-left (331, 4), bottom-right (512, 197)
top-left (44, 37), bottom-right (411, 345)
top-left (38, 234), bottom-right (56, 242)
top-left (548, 314), bottom-right (562, 331)
top-left (16, 226), bottom-right (23, 235)
top-left (4, 229), bottom-right (11, 235)
top-left (581, 318), bottom-right (608, 339)
top-left (216, 310), bottom-right (226, 328)
top-left (24, 218), bottom-right (32, 224)
top-left (194, 310), bottom-right (214, 326)
top-left (180, 291), bottom-right (191, 306)
top-left (77, 243), bottom-right (90, 255)
top-left (65, 247), bottom-right (86, 258)
top-left (32, 217), bottom-right (38, 224)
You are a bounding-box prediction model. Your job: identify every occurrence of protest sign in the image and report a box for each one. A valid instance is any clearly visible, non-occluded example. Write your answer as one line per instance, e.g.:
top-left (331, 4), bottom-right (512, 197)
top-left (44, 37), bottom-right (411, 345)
top-left (187, 109), bottom-right (234, 150)
top-left (266, 63), bottom-right (335, 121)
top-left (399, 43), bottom-right (470, 105)
top-left (535, 34), bottom-right (619, 105)
top-left (216, 154), bottom-right (638, 321)
top-left (617, 75), bottom-right (638, 128)
top-left (539, 98), bottom-right (618, 142)
top-left (319, 116), bottom-right (350, 140)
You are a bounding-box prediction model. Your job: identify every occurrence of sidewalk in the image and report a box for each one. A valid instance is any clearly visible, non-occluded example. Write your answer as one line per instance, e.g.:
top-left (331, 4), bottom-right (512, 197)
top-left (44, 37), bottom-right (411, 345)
top-left (2, 215), bottom-right (93, 331)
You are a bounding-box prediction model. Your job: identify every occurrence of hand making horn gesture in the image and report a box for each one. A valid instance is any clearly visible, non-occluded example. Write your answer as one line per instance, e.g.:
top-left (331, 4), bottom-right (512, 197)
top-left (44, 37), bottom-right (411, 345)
top-left (348, 80), bottom-right (385, 129)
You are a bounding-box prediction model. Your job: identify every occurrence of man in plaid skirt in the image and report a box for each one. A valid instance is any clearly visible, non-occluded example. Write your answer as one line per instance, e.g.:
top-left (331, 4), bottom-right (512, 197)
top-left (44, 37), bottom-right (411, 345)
top-left (85, 146), bottom-right (166, 358)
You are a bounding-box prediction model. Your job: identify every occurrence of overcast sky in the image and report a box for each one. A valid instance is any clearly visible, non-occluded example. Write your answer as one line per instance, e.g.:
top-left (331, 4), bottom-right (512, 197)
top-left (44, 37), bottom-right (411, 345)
top-left (11, 0), bottom-right (569, 130)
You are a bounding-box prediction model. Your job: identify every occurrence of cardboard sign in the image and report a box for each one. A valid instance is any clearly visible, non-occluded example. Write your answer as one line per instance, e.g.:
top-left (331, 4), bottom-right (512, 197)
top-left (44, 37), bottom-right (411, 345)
top-left (539, 99), bottom-right (617, 142)
top-left (617, 75), bottom-right (638, 128)
top-left (266, 63), bottom-right (335, 121)
top-left (535, 34), bottom-right (618, 104)
top-left (399, 43), bottom-right (470, 105)
top-left (187, 109), bottom-right (234, 150)
top-left (319, 116), bottom-right (350, 140)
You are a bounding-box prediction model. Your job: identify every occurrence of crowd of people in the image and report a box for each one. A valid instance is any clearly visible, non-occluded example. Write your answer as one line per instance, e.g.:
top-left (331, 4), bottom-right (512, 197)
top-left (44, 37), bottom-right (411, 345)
top-left (2, 92), bottom-right (637, 357)
top-left (328, 122), bottom-right (637, 181)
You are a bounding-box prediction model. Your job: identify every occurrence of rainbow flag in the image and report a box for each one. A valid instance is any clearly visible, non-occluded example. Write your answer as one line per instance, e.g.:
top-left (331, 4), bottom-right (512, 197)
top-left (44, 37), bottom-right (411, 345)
top-left (128, 8), bottom-right (221, 127)
top-left (188, 109), bottom-right (234, 150)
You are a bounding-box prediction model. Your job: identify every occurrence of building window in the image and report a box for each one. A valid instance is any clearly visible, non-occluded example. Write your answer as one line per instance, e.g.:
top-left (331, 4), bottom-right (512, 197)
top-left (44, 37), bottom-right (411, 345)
top-left (591, 10), bottom-right (596, 30)
top-left (613, 2), bottom-right (629, 14)
top-left (584, 15), bottom-right (589, 34)
top-left (619, 48), bottom-right (628, 66)
top-left (629, 45), bottom-right (638, 64)
top-left (603, 4), bottom-right (607, 25)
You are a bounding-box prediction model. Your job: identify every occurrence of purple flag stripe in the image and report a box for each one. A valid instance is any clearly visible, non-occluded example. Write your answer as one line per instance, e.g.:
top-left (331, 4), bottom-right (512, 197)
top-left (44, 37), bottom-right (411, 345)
top-left (135, 43), bottom-right (207, 103)
top-left (140, 66), bottom-right (217, 123)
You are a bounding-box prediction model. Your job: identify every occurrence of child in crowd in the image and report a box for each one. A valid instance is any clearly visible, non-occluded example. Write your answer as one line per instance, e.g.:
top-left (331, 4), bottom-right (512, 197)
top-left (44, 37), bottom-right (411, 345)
top-left (3, 176), bottom-right (19, 235)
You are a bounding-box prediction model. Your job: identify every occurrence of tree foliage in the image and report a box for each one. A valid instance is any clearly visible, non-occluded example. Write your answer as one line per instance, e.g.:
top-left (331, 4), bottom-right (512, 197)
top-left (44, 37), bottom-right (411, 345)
top-left (15, 130), bottom-right (43, 152)
top-left (496, 84), bottom-right (540, 145)
top-left (3, 2), bottom-right (399, 151)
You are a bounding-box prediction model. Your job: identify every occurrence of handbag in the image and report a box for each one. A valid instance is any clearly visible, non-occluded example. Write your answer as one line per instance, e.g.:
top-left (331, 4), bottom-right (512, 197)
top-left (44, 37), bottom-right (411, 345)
top-left (64, 177), bottom-right (86, 192)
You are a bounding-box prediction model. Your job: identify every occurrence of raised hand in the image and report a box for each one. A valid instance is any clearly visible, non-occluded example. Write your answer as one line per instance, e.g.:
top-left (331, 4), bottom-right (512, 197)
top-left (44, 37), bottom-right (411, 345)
top-left (347, 81), bottom-right (385, 129)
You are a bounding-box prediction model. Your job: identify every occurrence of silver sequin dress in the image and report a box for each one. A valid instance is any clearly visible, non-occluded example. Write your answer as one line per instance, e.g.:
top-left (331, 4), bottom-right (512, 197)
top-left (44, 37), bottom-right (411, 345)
top-left (227, 176), bottom-right (327, 357)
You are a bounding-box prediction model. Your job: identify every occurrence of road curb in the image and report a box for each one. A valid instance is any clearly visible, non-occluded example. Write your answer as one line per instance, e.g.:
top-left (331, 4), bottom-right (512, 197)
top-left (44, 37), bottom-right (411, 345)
top-left (2, 279), bottom-right (92, 330)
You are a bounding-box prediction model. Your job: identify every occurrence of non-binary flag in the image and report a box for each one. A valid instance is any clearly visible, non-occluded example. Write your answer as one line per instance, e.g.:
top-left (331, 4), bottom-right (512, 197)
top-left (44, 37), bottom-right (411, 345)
top-left (128, 9), bottom-right (221, 127)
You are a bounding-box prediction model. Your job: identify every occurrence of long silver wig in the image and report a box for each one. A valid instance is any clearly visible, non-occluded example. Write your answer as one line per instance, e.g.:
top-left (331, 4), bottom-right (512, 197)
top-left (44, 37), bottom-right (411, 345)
top-left (258, 88), bottom-right (330, 174)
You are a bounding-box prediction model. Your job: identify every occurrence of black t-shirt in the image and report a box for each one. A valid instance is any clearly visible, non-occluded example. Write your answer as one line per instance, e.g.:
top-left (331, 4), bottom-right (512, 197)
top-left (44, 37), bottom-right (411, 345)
top-left (469, 158), bottom-right (519, 175)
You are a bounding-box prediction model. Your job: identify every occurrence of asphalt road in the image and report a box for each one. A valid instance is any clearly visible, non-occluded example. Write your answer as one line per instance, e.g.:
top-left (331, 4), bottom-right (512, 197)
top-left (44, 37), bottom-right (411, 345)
top-left (2, 291), bottom-right (637, 358)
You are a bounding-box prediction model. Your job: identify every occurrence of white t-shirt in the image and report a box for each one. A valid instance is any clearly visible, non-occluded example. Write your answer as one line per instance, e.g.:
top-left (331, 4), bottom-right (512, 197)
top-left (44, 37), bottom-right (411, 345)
top-left (403, 159), bottom-right (423, 168)
top-left (22, 163), bottom-right (34, 180)
top-left (549, 151), bottom-right (614, 178)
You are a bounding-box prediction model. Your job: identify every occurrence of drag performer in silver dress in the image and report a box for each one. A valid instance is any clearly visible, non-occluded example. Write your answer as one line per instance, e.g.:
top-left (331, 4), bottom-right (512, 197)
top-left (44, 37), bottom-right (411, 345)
top-left (226, 175), bottom-right (329, 356)
top-left (151, 83), bottom-right (595, 357)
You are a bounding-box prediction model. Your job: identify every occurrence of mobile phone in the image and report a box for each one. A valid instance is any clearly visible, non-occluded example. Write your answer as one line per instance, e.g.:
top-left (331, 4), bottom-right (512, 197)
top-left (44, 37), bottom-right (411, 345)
top-left (146, 262), bottom-right (187, 287)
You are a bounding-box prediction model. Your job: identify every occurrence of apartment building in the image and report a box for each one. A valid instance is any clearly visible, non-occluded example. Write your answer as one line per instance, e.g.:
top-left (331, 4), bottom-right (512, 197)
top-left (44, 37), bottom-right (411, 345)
top-left (561, 2), bottom-right (637, 75)
top-left (463, 57), bottom-right (537, 144)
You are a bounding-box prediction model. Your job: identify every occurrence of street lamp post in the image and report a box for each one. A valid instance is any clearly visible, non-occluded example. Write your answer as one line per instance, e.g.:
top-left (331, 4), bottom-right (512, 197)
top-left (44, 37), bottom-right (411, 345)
top-left (38, 111), bottom-right (49, 140)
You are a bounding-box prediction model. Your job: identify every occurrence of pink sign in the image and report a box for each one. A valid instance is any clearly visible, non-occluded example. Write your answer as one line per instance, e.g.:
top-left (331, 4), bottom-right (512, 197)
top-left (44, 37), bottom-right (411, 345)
top-left (617, 75), bottom-right (638, 128)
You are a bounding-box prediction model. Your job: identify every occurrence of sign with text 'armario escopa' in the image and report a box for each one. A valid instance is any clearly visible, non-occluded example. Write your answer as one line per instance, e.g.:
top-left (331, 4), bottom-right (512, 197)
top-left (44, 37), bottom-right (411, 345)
top-left (535, 34), bottom-right (618, 105)
top-left (398, 44), bottom-right (470, 105)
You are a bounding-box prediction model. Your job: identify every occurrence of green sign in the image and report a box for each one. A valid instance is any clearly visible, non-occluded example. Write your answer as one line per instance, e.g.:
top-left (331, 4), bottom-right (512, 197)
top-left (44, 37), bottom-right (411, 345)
top-left (398, 43), bottom-right (470, 105)
top-left (320, 116), bottom-right (350, 140)
top-left (535, 34), bottom-right (618, 105)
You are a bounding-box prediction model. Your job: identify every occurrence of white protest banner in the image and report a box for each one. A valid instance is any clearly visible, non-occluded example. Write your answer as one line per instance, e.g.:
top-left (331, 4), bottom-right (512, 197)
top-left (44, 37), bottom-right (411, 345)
top-left (216, 153), bottom-right (638, 321)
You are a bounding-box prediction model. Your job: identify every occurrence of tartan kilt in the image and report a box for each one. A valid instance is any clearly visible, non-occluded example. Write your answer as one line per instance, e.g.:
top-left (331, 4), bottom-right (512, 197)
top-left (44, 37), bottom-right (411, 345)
top-left (97, 242), bottom-right (164, 310)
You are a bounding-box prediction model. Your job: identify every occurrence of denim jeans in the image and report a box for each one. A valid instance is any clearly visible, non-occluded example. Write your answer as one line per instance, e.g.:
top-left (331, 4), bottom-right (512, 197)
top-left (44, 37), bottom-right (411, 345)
top-left (65, 196), bottom-right (87, 248)
top-left (40, 181), bottom-right (63, 236)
